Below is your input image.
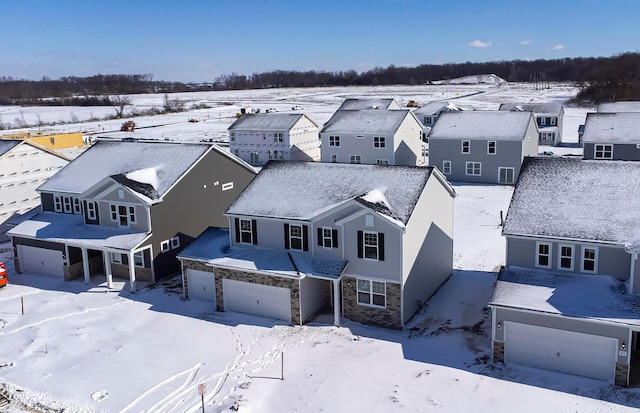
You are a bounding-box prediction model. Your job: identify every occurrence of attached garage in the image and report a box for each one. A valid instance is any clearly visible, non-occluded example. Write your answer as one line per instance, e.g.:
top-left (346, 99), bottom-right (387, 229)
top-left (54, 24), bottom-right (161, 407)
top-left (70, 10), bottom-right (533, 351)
top-left (17, 245), bottom-right (64, 278)
top-left (186, 269), bottom-right (216, 304)
top-left (222, 278), bottom-right (292, 322)
top-left (504, 321), bottom-right (618, 381)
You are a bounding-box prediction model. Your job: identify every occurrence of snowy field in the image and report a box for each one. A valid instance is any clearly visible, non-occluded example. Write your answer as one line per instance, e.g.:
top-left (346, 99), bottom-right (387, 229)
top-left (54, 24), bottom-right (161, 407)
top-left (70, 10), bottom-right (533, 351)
top-left (2, 82), bottom-right (635, 413)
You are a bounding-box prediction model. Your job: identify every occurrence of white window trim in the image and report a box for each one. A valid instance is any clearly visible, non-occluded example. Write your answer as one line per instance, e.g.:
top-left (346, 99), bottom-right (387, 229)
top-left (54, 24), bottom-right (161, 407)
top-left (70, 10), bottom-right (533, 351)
top-left (133, 251), bottom-right (145, 268)
top-left (110, 203), bottom-right (137, 227)
top-left (487, 141), bottom-right (496, 155)
top-left (373, 136), bottom-right (386, 148)
top-left (498, 167), bottom-right (515, 184)
top-left (461, 140), bottom-right (470, 154)
top-left (239, 219), bottom-right (253, 244)
top-left (111, 253), bottom-right (122, 264)
top-left (87, 202), bottom-right (97, 220)
top-left (349, 155), bottom-right (362, 164)
top-left (329, 135), bottom-right (340, 147)
top-left (160, 240), bottom-right (170, 253)
top-left (594, 144), bottom-right (613, 160)
top-left (465, 161), bottom-right (481, 176)
top-left (376, 159), bottom-right (389, 166)
top-left (442, 160), bottom-right (451, 175)
top-left (535, 241), bottom-right (552, 269)
top-left (550, 117), bottom-right (557, 126)
top-left (170, 236), bottom-right (180, 249)
top-left (356, 278), bottom-right (386, 308)
top-left (322, 227), bottom-right (333, 249)
top-left (580, 245), bottom-right (599, 273)
top-left (330, 154), bottom-right (338, 163)
top-left (54, 195), bottom-right (63, 212)
top-left (540, 117), bottom-right (546, 126)
top-left (289, 224), bottom-right (304, 251)
top-left (363, 230), bottom-right (379, 261)
top-left (558, 243), bottom-right (574, 271)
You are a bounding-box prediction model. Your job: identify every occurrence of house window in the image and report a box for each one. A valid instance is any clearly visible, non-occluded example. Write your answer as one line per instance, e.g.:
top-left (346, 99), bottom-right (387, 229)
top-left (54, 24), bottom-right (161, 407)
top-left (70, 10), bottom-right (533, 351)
top-left (329, 136), bottom-right (340, 147)
top-left (424, 116), bottom-right (432, 124)
top-left (110, 204), bottom-right (136, 227)
top-left (239, 219), bottom-right (253, 244)
top-left (581, 246), bottom-right (598, 273)
top-left (465, 162), bottom-right (481, 176)
top-left (269, 150), bottom-right (284, 160)
top-left (133, 251), bottom-right (145, 268)
top-left (350, 155), bottom-right (362, 164)
top-left (594, 144), bottom-right (613, 160)
top-left (86, 202), bottom-right (97, 220)
top-left (319, 227), bottom-right (338, 248)
top-left (111, 253), bottom-right (122, 264)
top-left (550, 117), bottom-right (557, 126)
top-left (289, 224), bottom-right (304, 250)
top-left (536, 242), bottom-right (552, 268)
top-left (54, 195), bottom-right (62, 212)
top-left (63, 196), bottom-right (72, 213)
top-left (540, 132), bottom-right (555, 143)
top-left (230, 132), bottom-right (235, 142)
top-left (357, 279), bottom-right (386, 307)
top-left (540, 117), bottom-right (546, 126)
top-left (161, 240), bottom-right (170, 253)
top-left (376, 159), bottom-right (388, 166)
top-left (487, 141), bottom-right (496, 155)
top-left (442, 161), bottom-right (451, 175)
top-left (73, 198), bottom-right (82, 214)
top-left (170, 236), bottom-right (180, 249)
top-left (330, 154), bottom-right (337, 163)
top-left (461, 140), bottom-right (470, 154)
top-left (373, 136), bottom-right (386, 148)
top-left (356, 135), bottom-right (365, 139)
top-left (558, 244), bottom-right (574, 270)
top-left (363, 231), bottom-right (379, 260)
top-left (498, 167), bottom-right (515, 184)
top-left (250, 152), bottom-right (259, 164)
top-left (274, 132), bottom-right (283, 143)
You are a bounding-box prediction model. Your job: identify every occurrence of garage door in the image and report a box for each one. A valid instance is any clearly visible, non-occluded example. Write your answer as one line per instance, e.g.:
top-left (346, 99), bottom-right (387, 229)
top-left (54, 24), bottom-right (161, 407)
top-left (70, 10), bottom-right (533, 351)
top-left (222, 278), bottom-right (291, 322)
top-left (504, 321), bottom-right (618, 381)
top-left (187, 269), bottom-right (216, 304)
top-left (17, 245), bottom-right (64, 278)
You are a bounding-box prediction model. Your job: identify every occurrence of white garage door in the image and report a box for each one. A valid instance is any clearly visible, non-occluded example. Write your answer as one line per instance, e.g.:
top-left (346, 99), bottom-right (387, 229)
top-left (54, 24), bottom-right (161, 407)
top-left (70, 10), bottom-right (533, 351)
top-left (17, 245), bottom-right (64, 278)
top-left (222, 278), bottom-right (291, 322)
top-left (187, 269), bottom-right (216, 304)
top-left (504, 321), bottom-right (618, 381)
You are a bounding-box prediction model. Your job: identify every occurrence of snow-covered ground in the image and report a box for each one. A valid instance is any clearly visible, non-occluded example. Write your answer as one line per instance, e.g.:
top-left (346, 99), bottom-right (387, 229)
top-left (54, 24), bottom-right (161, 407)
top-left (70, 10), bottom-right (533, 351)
top-left (2, 82), bottom-right (633, 413)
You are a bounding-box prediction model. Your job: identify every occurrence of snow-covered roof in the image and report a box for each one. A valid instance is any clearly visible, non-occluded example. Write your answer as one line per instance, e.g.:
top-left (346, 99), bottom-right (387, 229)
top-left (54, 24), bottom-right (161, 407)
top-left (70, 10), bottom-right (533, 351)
top-left (38, 140), bottom-right (215, 196)
top-left (490, 266), bottom-right (640, 327)
top-left (227, 113), bottom-right (317, 131)
top-left (597, 101), bottom-right (640, 113)
top-left (227, 161), bottom-right (439, 224)
top-left (320, 109), bottom-right (414, 134)
top-left (503, 157), bottom-right (640, 245)
top-left (413, 101), bottom-right (463, 116)
top-left (7, 211), bottom-right (149, 250)
top-left (498, 102), bottom-right (563, 116)
top-left (0, 139), bottom-right (21, 157)
top-left (581, 112), bottom-right (640, 143)
top-left (337, 98), bottom-right (399, 111)
top-left (178, 227), bottom-right (347, 280)
top-left (428, 111), bottom-right (534, 141)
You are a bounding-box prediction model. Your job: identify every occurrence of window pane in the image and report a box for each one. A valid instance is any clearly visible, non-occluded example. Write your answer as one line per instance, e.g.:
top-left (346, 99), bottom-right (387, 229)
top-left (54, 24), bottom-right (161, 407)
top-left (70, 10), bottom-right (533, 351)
top-left (357, 279), bottom-right (370, 292)
top-left (538, 255), bottom-right (549, 266)
top-left (358, 292), bottom-right (371, 304)
top-left (372, 281), bottom-right (385, 294)
top-left (372, 294), bottom-right (385, 307)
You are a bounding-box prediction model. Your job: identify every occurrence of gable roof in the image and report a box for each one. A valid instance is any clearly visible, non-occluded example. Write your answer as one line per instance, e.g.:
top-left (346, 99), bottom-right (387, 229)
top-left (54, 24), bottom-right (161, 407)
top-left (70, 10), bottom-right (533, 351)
top-left (38, 140), bottom-right (244, 197)
top-left (498, 102), bottom-right (563, 116)
top-left (0, 139), bottom-right (22, 157)
top-left (226, 161), bottom-right (443, 224)
top-left (597, 101), bottom-right (640, 113)
top-left (413, 101), bottom-right (463, 116)
top-left (581, 112), bottom-right (640, 143)
top-left (320, 109), bottom-right (416, 134)
top-left (502, 157), bottom-right (640, 245)
top-left (0, 138), bottom-right (71, 161)
top-left (227, 113), bottom-right (317, 131)
top-left (428, 111), bottom-right (534, 141)
top-left (337, 98), bottom-right (400, 111)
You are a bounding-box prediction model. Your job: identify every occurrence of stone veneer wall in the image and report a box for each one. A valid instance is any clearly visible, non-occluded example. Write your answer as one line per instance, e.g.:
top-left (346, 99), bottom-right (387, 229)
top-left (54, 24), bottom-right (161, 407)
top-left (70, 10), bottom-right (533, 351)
top-left (493, 341), bottom-right (505, 363)
top-left (615, 362), bottom-right (629, 387)
top-left (109, 263), bottom-right (153, 281)
top-left (342, 276), bottom-right (402, 330)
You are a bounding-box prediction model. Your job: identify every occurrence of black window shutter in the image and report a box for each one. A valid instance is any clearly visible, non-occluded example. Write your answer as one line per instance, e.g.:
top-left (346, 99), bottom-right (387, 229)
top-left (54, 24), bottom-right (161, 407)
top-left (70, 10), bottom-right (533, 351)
top-left (332, 229), bottom-right (338, 248)
top-left (378, 233), bottom-right (385, 261)
top-left (251, 219), bottom-right (258, 245)
top-left (284, 223), bottom-right (290, 249)
top-left (234, 218), bottom-right (240, 243)
top-left (303, 225), bottom-right (309, 251)
top-left (357, 231), bottom-right (363, 258)
top-left (317, 228), bottom-right (323, 246)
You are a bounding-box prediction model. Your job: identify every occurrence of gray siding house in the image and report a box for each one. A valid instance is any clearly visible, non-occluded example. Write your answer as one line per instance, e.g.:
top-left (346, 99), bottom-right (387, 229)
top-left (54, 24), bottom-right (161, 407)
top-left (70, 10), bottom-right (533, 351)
top-left (427, 111), bottom-right (538, 184)
top-left (228, 113), bottom-right (320, 166)
top-left (337, 98), bottom-right (403, 111)
top-left (499, 102), bottom-right (564, 145)
top-left (8, 139), bottom-right (256, 291)
top-left (178, 161), bottom-right (456, 329)
top-left (492, 157), bottom-right (640, 386)
top-left (320, 109), bottom-right (424, 166)
top-left (413, 101), bottom-right (464, 128)
top-left (582, 112), bottom-right (640, 161)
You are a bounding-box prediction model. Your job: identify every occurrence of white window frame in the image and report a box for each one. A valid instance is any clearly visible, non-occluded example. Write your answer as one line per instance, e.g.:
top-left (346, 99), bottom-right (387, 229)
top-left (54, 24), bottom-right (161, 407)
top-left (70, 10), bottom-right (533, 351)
top-left (329, 135), bottom-right (340, 147)
top-left (160, 240), bottom-right (170, 253)
top-left (558, 243), bottom-right (574, 271)
top-left (274, 132), bottom-right (284, 143)
top-left (373, 136), bottom-right (386, 148)
top-left (498, 167), bottom-right (515, 184)
top-left (487, 141), bottom-right (496, 155)
top-left (110, 203), bottom-right (136, 227)
top-left (363, 231), bottom-right (379, 260)
top-left (594, 144), bottom-right (613, 160)
top-left (63, 196), bottom-right (73, 214)
top-left (442, 160), bottom-right (451, 175)
top-left (86, 202), bottom-right (97, 220)
top-left (133, 251), bottom-right (145, 268)
top-left (465, 161), bottom-right (481, 176)
top-left (540, 117), bottom-right (546, 126)
top-left (170, 236), bottom-right (180, 250)
top-left (239, 219), bottom-right (253, 244)
top-left (461, 140), bottom-right (470, 154)
top-left (111, 253), bottom-right (123, 264)
top-left (550, 117), bottom-right (557, 126)
top-left (54, 195), bottom-right (62, 212)
top-left (321, 227), bottom-right (333, 249)
top-left (376, 159), bottom-right (389, 166)
top-left (356, 279), bottom-right (386, 308)
top-left (349, 155), bottom-right (362, 164)
top-left (73, 198), bottom-right (82, 214)
top-left (289, 224), bottom-right (304, 251)
top-left (535, 241), bottom-right (552, 269)
top-left (330, 154), bottom-right (337, 163)
top-left (230, 132), bottom-right (235, 142)
top-left (581, 245), bottom-right (598, 273)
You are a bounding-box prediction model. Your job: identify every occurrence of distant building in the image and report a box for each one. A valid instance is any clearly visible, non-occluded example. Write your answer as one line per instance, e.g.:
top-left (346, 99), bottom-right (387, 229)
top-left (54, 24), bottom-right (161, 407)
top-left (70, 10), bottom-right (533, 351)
top-left (336, 98), bottom-right (403, 111)
top-left (499, 102), bottom-right (563, 146)
top-left (1, 131), bottom-right (85, 150)
top-left (581, 112), bottom-right (640, 161)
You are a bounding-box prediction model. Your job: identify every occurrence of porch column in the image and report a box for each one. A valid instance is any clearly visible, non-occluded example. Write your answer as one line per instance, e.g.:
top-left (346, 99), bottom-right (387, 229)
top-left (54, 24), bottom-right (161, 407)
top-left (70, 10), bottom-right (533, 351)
top-left (333, 279), bottom-right (340, 327)
top-left (128, 251), bottom-right (137, 293)
top-left (630, 252), bottom-right (638, 295)
top-left (104, 251), bottom-right (113, 289)
top-left (81, 247), bottom-right (90, 284)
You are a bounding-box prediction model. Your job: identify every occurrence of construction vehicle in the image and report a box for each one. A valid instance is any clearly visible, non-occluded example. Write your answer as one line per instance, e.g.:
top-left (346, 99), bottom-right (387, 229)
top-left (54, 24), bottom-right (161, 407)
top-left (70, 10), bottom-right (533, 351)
top-left (120, 121), bottom-right (136, 132)
top-left (406, 100), bottom-right (419, 108)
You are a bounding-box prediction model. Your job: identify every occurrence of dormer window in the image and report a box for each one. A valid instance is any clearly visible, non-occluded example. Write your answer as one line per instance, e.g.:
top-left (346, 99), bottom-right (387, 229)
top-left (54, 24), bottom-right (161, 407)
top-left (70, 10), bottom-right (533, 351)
top-left (110, 203), bottom-right (136, 227)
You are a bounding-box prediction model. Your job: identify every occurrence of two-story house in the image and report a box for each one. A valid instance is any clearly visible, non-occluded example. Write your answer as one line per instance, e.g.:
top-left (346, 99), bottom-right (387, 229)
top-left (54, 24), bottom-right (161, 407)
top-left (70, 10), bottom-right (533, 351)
top-left (178, 161), bottom-right (456, 329)
top-left (427, 111), bottom-right (538, 184)
top-left (319, 110), bottom-right (424, 166)
top-left (499, 102), bottom-right (563, 145)
top-left (8, 139), bottom-right (256, 292)
top-left (0, 139), bottom-right (71, 241)
top-left (490, 157), bottom-right (640, 386)
top-left (412, 101), bottom-right (464, 140)
top-left (582, 112), bottom-right (640, 161)
top-left (228, 113), bottom-right (320, 166)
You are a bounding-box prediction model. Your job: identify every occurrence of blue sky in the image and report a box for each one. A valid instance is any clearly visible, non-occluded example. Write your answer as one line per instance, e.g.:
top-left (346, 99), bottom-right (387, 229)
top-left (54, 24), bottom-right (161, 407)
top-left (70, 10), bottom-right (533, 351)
top-left (2, 0), bottom-right (639, 82)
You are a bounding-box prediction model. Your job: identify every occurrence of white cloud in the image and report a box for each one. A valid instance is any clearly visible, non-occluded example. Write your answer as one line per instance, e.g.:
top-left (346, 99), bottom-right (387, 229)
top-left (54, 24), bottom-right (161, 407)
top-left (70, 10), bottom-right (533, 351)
top-left (520, 40), bottom-right (532, 45)
top-left (553, 44), bottom-right (565, 50)
top-left (469, 40), bottom-right (492, 48)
